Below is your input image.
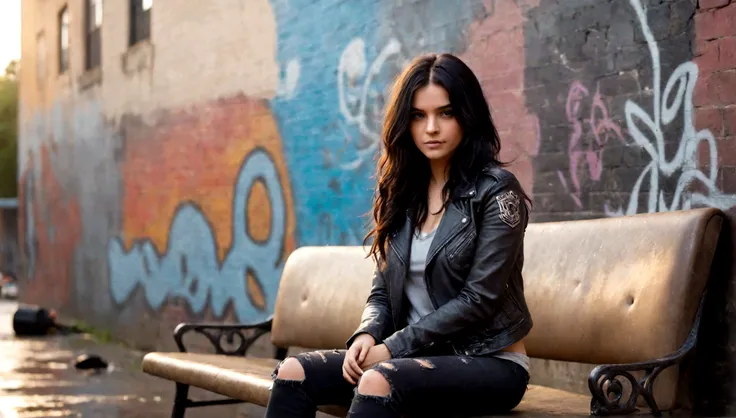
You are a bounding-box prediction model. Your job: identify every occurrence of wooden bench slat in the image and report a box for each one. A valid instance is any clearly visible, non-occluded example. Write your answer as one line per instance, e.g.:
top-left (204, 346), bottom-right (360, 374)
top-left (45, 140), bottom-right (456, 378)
top-left (142, 352), bottom-right (277, 405)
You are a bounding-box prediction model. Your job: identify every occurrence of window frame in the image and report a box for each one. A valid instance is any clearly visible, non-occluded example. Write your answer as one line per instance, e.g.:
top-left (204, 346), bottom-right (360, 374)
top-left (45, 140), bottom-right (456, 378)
top-left (129, 0), bottom-right (151, 46)
top-left (85, 0), bottom-right (102, 70)
top-left (58, 5), bottom-right (69, 74)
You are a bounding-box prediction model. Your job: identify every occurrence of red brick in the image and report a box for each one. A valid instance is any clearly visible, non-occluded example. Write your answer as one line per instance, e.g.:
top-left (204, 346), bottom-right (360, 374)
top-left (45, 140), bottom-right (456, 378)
top-left (697, 107), bottom-right (725, 136)
top-left (696, 71), bottom-right (736, 107)
top-left (719, 165), bottom-right (736, 193)
top-left (725, 107), bottom-right (736, 136)
top-left (693, 38), bottom-right (718, 57)
top-left (717, 140), bottom-right (736, 166)
top-left (694, 72), bottom-right (720, 106)
top-left (720, 36), bottom-right (736, 71)
top-left (694, 40), bottom-right (721, 72)
top-left (700, 0), bottom-right (730, 10)
top-left (695, 4), bottom-right (736, 40)
top-left (696, 36), bottom-right (736, 73)
top-left (715, 71), bottom-right (736, 105)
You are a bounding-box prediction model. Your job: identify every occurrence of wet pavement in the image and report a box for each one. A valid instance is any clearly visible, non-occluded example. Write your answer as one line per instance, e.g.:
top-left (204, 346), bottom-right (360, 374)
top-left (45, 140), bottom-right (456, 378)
top-left (0, 300), bottom-right (262, 418)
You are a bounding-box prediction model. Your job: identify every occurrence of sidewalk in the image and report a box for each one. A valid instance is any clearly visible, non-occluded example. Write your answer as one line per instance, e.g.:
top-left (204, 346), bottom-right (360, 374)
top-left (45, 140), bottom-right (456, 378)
top-left (0, 300), bottom-right (265, 418)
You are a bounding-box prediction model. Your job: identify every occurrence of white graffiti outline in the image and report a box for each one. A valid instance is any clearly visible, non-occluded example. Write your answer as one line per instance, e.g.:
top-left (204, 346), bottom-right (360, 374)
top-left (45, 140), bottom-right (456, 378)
top-left (337, 38), bottom-right (406, 170)
top-left (605, 0), bottom-right (736, 216)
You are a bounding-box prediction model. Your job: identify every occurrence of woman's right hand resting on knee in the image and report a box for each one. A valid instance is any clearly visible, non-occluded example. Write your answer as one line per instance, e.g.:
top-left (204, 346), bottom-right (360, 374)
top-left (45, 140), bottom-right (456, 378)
top-left (342, 333), bottom-right (375, 384)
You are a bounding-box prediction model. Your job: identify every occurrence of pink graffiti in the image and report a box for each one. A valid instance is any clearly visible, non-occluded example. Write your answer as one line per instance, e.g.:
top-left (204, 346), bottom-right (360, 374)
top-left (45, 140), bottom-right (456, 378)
top-left (559, 81), bottom-right (626, 208)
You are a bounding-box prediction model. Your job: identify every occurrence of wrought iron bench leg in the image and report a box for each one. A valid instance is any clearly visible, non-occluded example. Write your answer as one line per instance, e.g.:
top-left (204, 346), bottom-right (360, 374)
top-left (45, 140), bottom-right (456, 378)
top-left (171, 382), bottom-right (189, 418)
top-left (588, 293), bottom-right (707, 415)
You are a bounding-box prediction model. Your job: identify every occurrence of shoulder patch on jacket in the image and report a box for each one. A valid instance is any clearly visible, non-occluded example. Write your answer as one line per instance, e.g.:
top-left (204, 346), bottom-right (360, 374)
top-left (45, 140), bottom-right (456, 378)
top-left (496, 190), bottom-right (521, 228)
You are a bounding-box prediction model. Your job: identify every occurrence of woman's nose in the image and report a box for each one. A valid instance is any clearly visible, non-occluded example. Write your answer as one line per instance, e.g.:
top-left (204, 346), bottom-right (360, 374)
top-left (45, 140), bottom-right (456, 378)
top-left (425, 117), bottom-right (439, 134)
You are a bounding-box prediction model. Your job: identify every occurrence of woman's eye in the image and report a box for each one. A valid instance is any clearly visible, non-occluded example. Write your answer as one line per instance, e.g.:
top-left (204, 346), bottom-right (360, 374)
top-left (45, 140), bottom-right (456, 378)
top-left (411, 113), bottom-right (424, 120)
top-left (441, 109), bottom-right (454, 117)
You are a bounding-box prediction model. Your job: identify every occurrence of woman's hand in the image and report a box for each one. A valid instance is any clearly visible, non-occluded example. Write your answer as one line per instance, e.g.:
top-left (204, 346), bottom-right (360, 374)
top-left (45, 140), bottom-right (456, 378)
top-left (360, 344), bottom-right (392, 371)
top-left (343, 333), bottom-right (375, 384)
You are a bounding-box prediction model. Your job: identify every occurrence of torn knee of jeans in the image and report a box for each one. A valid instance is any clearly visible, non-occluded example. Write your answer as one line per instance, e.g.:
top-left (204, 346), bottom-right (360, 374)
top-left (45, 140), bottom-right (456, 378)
top-left (271, 359), bottom-right (284, 380)
top-left (378, 362), bottom-right (396, 371)
top-left (353, 392), bottom-right (396, 408)
top-left (413, 359), bottom-right (435, 369)
top-left (270, 360), bottom-right (305, 390)
top-left (356, 369), bottom-right (392, 398)
top-left (270, 357), bottom-right (306, 382)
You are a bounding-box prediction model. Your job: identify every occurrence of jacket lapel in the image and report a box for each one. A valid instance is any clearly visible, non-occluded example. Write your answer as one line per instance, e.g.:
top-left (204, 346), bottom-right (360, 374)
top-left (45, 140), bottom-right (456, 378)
top-left (426, 201), bottom-right (471, 267)
top-left (388, 215), bottom-right (412, 329)
top-left (389, 216), bottom-right (412, 267)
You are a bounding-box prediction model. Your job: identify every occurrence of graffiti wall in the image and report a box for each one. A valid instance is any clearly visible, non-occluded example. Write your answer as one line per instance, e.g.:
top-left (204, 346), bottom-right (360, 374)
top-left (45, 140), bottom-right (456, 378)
top-left (108, 97), bottom-right (296, 324)
top-left (528, 0), bottom-right (736, 221)
top-left (17, 0), bottom-right (736, 411)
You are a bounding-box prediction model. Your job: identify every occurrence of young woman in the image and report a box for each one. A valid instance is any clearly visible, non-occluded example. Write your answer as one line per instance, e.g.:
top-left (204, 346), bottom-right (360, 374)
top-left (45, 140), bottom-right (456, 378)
top-left (265, 52), bottom-right (533, 417)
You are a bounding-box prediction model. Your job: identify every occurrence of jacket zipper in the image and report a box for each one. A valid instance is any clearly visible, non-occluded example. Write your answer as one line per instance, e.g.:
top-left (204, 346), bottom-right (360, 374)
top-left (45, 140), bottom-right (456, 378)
top-left (424, 220), bottom-right (471, 309)
top-left (447, 228), bottom-right (475, 260)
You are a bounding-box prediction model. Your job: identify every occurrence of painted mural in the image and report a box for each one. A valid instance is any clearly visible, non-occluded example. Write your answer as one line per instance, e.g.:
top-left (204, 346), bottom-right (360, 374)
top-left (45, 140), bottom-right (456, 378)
top-left (107, 97), bottom-right (296, 323)
top-left (16, 0), bottom-right (736, 334)
top-left (18, 143), bottom-right (81, 309)
top-left (607, 0), bottom-right (736, 215)
top-left (527, 0), bottom-right (736, 220)
top-left (268, 0), bottom-right (485, 245)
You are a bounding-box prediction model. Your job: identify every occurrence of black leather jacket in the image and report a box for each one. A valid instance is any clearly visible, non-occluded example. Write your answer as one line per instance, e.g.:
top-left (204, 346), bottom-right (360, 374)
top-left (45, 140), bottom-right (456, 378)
top-left (346, 165), bottom-right (533, 358)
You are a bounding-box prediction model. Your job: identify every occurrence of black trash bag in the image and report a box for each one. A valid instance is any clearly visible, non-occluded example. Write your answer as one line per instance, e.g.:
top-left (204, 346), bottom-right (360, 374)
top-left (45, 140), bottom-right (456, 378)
top-left (75, 353), bottom-right (109, 370)
top-left (12, 306), bottom-right (56, 336)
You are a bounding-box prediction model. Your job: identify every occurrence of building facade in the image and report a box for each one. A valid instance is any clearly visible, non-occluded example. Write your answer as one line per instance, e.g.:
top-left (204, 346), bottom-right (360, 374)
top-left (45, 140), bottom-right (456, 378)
top-left (18, 0), bottom-right (736, 412)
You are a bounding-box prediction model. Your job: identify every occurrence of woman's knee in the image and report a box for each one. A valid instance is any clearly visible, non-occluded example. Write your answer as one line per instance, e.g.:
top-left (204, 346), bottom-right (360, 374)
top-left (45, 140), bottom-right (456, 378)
top-left (275, 357), bottom-right (305, 381)
top-left (357, 369), bottom-right (391, 397)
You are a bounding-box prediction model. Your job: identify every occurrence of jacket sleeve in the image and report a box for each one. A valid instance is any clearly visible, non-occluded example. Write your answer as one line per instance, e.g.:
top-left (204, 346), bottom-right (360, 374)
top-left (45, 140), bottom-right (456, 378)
top-left (381, 179), bottom-right (528, 358)
top-left (345, 265), bottom-right (394, 348)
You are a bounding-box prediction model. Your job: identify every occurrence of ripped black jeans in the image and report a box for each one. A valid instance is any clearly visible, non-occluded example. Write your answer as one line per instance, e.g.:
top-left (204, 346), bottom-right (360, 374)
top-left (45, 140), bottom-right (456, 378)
top-left (264, 346), bottom-right (529, 417)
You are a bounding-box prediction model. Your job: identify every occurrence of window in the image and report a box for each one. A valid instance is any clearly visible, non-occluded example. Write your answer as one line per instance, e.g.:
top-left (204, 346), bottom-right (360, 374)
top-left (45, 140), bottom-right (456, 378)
top-left (130, 0), bottom-right (151, 46)
top-left (85, 0), bottom-right (102, 69)
top-left (58, 6), bottom-right (69, 73)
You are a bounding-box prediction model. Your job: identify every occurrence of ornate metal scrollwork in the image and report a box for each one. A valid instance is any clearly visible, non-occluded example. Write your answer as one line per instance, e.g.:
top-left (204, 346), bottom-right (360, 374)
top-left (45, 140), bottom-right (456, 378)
top-left (173, 318), bottom-right (274, 357)
top-left (588, 294), bottom-right (705, 416)
top-left (589, 366), bottom-right (661, 415)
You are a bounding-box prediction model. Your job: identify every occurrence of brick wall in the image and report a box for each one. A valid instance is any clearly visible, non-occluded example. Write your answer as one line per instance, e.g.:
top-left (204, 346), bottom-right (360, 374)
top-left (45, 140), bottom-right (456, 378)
top-left (17, 0), bottom-right (736, 412)
top-left (691, 1), bottom-right (736, 415)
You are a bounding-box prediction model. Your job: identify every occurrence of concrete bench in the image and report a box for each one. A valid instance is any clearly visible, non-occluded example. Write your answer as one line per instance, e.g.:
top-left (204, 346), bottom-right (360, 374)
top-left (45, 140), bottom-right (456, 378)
top-left (142, 208), bottom-right (723, 417)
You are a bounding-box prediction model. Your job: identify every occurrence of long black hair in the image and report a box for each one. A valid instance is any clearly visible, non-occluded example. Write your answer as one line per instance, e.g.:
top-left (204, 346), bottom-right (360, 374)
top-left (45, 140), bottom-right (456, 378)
top-left (365, 52), bottom-right (526, 265)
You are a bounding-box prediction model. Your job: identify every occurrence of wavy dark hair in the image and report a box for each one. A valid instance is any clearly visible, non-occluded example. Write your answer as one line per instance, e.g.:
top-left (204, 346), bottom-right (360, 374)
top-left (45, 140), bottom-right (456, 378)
top-left (364, 52), bottom-right (527, 266)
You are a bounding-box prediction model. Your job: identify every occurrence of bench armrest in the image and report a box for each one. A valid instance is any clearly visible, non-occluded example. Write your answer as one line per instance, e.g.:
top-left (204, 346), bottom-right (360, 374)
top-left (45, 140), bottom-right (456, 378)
top-left (587, 294), bottom-right (706, 416)
top-left (173, 318), bottom-right (274, 356)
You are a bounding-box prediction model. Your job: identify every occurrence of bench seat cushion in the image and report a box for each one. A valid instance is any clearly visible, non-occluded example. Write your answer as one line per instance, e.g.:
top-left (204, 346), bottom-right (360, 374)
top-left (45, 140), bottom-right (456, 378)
top-left (141, 352), bottom-right (638, 416)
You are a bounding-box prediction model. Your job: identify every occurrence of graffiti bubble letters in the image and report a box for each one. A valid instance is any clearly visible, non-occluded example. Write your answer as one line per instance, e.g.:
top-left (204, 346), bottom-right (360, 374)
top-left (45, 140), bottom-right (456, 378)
top-left (559, 81), bottom-right (627, 208)
top-left (605, 0), bottom-right (736, 216)
top-left (108, 149), bottom-right (287, 323)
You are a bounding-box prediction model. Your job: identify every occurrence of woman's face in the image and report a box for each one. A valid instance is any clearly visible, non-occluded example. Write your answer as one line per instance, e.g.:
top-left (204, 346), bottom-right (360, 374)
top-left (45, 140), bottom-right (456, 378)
top-left (410, 83), bottom-right (464, 163)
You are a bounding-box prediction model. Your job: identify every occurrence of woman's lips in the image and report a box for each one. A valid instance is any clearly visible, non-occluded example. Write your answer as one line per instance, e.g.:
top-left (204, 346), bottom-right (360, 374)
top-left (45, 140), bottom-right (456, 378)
top-left (424, 141), bottom-right (444, 149)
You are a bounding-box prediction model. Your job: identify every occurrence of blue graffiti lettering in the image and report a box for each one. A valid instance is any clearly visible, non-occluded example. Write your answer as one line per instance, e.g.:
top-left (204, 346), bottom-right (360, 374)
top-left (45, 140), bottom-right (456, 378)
top-left (107, 148), bottom-right (286, 323)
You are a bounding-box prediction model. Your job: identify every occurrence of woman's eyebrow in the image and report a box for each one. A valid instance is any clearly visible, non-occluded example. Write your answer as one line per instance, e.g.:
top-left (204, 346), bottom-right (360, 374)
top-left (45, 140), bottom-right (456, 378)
top-left (410, 104), bottom-right (452, 112)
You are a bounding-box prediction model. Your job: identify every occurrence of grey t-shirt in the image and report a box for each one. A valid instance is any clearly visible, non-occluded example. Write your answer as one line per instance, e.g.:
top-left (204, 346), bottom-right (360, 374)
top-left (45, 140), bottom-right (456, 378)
top-left (405, 227), bottom-right (437, 325)
top-left (404, 226), bottom-right (531, 374)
